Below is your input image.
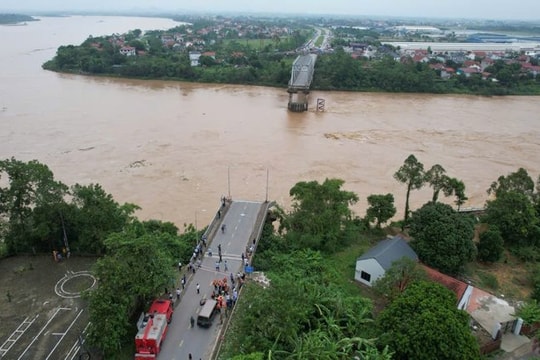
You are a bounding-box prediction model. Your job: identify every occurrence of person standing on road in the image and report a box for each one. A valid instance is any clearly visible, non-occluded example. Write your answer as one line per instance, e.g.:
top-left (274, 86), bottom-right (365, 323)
top-left (215, 261), bottom-right (220, 271)
top-left (181, 277), bottom-right (185, 289)
top-left (224, 260), bottom-right (228, 271)
top-left (196, 283), bottom-right (200, 294)
top-left (176, 288), bottom-right (181, 300)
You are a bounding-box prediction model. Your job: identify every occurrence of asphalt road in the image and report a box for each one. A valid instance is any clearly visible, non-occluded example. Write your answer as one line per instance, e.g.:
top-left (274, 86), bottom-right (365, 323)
top-left (158, 200), bottom-right (264, 360)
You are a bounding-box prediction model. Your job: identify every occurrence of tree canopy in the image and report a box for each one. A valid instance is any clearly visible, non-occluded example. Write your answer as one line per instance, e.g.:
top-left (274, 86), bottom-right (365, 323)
top-left (377, 281), bottom-right (481, 360)
top-left (425, 164), bottom-right (450, 202)
top-left (85, 221), bottom-right (192, 356)
top-left (477, 226), bottom-right (504, 263)
top-left (223, 247), bottom-right (391, 360)
top-left (484, 191), bottom-right (539, 248)
top-left (488, 167), bottom-right (535, 200)
top-left (0, 157), bottom-right (68, 254)
top-left (0, 158), bottom-right (142, 256)
top-left (393, 154), bottom-right (425, 225)
top-left (409, 202), bottom-right (476, 275)
top-left (278, 178), bottom-right (359, 253)
top-left (365, 193), bottom-right (396, 229)
top-left (373, 257), bottom-right (427, 302)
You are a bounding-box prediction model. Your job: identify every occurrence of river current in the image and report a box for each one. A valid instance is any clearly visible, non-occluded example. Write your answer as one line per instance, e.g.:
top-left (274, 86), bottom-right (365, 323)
top-left (1, 16), bottom-right (539, 226)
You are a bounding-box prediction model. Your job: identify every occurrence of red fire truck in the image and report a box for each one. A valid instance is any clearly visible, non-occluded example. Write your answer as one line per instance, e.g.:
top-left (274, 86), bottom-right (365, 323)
top-left (134, 299), bottom-right (174, 359)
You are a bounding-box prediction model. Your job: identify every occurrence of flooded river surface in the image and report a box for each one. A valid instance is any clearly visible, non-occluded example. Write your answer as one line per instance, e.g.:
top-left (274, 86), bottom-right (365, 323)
top-left (1, 16), bottom-right (539, 226)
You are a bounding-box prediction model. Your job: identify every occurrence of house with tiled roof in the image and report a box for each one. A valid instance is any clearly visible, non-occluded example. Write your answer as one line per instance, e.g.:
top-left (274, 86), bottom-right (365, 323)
top-left (422, 264), bottom-right (473, 310)
top-left (457, 67), bottom-right (481, 77)
top-left (355, 236), bottom-right (418, 287)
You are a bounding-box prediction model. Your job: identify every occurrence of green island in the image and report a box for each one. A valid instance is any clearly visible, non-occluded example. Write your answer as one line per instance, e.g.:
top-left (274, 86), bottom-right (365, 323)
top-left (0, 13), bottom-right (38, 25)
top-left (42, 15), bottom-right (540, 95)
top-left (2, 156), bottom-right (540, 359)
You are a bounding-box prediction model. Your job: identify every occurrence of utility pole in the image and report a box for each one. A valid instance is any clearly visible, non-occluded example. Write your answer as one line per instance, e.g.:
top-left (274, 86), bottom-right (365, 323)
top-left (265, 168), bottom-right (269, 202)
top-left (227, 166), bottom-right (231, 199)
top-left (59, 211), bottom-right (70, 257)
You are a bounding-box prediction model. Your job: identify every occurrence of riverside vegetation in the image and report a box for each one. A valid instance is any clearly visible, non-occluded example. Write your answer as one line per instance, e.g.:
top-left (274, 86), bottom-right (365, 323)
top-left (2, 156), bottom-right (540, 359)
top-left (41, 16), bottom-right (540, 96)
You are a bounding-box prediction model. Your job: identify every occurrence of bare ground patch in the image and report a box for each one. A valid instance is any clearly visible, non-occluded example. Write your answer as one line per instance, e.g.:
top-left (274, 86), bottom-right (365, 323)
top-left (0, 255), bottom-right (97, 359)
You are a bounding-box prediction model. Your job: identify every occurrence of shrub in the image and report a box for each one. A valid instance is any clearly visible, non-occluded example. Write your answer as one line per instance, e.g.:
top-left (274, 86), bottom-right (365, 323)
top-left (477, 227), bottom-right (504, 263)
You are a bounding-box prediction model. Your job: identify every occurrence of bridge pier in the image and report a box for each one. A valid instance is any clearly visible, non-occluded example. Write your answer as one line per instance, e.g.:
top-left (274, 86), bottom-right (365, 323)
top-left (287, 89), bottom-right (309, 112)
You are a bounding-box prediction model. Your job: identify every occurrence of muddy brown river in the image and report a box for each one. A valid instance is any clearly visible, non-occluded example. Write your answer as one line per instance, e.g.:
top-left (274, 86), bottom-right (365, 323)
top-left (1, 16), bottom-right (539, 226)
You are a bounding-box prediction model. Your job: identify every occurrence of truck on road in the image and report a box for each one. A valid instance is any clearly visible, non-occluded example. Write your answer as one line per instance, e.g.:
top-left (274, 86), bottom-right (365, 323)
top-left (134, 299), bottom-right (174, 359)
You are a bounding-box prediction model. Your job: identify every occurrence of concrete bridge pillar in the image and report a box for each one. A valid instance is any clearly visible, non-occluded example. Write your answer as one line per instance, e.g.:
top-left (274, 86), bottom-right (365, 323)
top-left (287, 89), bottom-right (309, 112)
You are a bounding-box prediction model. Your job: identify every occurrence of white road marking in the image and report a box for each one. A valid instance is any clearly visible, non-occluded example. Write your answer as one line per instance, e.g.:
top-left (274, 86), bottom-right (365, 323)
top-left (55, 271), bottom-right (97, 299)
top-left (65, 322), bottom-right (90, 360)
top-left (17, 307), bottom-right (70, 360)
top-left (45, 309), bottom-right (84, 360)
top-left (0, 315), bottom-right (39, 357)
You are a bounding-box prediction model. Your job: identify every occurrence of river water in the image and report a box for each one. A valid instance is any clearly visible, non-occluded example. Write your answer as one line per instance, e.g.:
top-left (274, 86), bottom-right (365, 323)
top-left (1, 16), bottom-right (539, 226)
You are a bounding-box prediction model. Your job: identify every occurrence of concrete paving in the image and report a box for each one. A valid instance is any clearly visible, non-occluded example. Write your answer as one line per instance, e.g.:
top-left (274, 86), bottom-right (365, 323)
top-left (157, 200), bottom-right (265, 360)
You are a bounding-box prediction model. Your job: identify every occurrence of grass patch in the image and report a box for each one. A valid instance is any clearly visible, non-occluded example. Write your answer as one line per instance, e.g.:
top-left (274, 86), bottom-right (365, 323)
top-left (218, 232), bottom-right (386, 359)
top-left (327, 233), bottom-right (382, 293)
top-left (0, 243), bottom-right (7, 258)
top-left (314, 35), bottom-right (324, 47)
top-left (477, 271), bottom-right (499, 291)
top-left (216, 283), bottom-right (260, 360)
top-left (464, 251), bottom-right (533, 300)
top-left (223, 38), bottom-right (274, 50)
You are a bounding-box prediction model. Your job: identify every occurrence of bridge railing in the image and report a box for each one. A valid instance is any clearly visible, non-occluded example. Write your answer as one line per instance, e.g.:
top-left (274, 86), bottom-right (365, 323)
top-left (288, 54), bottom-right (317, 90)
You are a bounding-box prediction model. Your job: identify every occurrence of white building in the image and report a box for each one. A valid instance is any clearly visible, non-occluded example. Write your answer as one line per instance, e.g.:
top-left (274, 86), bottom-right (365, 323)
top-left (355, 236), bottom-right (418, 287)
top-left (119, 46), bottom-right (136, 56)
top-left (189, 51), bottom-right (201, 67)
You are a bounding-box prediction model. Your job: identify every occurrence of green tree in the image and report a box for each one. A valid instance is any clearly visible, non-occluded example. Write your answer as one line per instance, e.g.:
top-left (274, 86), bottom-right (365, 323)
top-left (69, 183), bottom-right (138, 254)
top-left (85, 226), bottom-right (181, 356)
top-left (199, 55), bottom-right (217, 67)
top-left (409, 202), bottom-right (476, 275)
top-left (513, 300), bottom-right (540, 325)
top-left (531, 265), bottom-right (540, 302)
top-left (446, 177), bottom-right (468, 210)
top-left (488, 167), bottom-right (535, 200)
top-left (373, 257), bottom-right (427, 302)
top-left (483, 191), bottom-right (539, 248)
top-left (365, 193), bottom-right (396, 229)
top-left (227, 249), bottom-right (388, 359)
top-left (377, 281), bottom-right (481, 360)
top-left (279, 179), bottom-right (358, 253)
top-left (393, 154), bottom-right (425, 226)
top-left (425, 164), bottom-right (451, 202)
top-left (477, 226), bottom-right (504, 263)
top-left (0, 157), bottom-right (68, 254)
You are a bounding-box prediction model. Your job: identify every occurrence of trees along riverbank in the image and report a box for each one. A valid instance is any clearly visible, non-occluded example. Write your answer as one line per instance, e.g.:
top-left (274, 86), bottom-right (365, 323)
top-left (0, 157), bottom-right (201, 358)
top-left (219, 159), bottom-right (540, 359)
top-left (41, 20), bottom-right (540, 95)
top-left (3, 157), bottom-right (540, 358)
